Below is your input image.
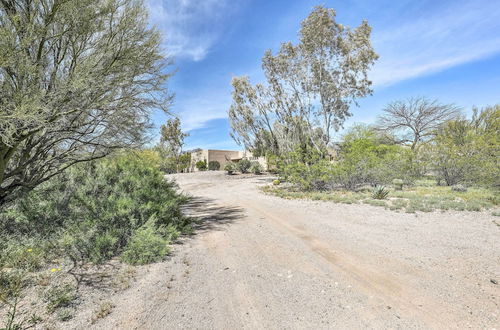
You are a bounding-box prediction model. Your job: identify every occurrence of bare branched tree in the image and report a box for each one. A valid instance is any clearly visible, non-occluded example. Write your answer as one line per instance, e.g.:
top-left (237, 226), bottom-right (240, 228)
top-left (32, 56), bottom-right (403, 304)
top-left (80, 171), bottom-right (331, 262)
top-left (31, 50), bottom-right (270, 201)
top-left (0, 0), bottom-right (173, 205)
top-left (376, 97), bottom-right (461, 150)
top-left (229, 6), bottom-right (378, 157)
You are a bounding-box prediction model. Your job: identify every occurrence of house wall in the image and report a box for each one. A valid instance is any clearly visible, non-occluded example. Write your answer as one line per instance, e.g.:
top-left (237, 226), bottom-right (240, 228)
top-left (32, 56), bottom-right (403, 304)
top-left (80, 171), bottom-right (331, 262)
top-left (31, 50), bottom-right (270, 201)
top-left (189, 149), bottom-right (268, 172)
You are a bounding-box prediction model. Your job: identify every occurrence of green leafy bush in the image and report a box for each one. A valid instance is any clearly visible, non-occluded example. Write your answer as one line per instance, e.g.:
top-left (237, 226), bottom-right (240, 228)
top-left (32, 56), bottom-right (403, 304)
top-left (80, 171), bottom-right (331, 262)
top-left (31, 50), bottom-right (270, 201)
top-left (121, 225), bottom-right (170, 265)
top-left (195, 160), bottom-right (207, 171)
top-left (393, 179), bottom-right (404, 190)
top-left (238, 159), bottom-right (252, 173)
top-left (0, 152), bottom-right (190, 267)
top-left (208, 161), bottom-right (221, 171)
top-left (250, 162), bottom-right (263, 174)
top-left (224, 162), bottom-right (237, 174)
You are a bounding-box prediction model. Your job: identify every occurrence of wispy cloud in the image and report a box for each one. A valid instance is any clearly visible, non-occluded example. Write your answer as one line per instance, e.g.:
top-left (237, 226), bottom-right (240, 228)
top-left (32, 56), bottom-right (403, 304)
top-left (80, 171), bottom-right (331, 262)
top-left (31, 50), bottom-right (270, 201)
top-left (147, 0), bottom-right (236, 61)
top-left (174, 90), bottom-right (231, 131)
top-left (371, 0), bottom-right (500, 86)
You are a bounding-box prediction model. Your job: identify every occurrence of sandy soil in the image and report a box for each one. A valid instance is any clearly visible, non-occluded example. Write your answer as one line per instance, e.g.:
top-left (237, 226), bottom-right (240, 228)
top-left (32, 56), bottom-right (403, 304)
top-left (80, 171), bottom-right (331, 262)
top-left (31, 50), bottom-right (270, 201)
top-left (71, 171), bottom-right (498, 329)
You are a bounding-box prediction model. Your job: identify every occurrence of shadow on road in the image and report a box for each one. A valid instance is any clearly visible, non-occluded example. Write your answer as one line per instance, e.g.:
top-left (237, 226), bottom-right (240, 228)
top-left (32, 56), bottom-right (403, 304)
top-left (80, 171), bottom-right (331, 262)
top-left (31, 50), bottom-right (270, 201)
top-left (182, 196), bottom-right (245, 233)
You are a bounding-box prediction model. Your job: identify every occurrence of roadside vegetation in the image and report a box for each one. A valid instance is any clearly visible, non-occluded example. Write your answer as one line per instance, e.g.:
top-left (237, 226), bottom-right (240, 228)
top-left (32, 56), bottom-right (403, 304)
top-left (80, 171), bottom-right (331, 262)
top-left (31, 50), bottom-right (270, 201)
top-left (228, 7), bottom-right (499, 214)
top-left (0, 152), bottom-right (192, 326)
top-left (0, 0), bottom-right (192, 327)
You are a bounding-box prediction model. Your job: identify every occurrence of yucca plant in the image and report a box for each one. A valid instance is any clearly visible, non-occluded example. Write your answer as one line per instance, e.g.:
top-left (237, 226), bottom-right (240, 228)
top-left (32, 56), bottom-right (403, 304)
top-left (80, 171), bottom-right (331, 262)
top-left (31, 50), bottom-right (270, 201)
top-left (372, 185), bottom-right (389, 199)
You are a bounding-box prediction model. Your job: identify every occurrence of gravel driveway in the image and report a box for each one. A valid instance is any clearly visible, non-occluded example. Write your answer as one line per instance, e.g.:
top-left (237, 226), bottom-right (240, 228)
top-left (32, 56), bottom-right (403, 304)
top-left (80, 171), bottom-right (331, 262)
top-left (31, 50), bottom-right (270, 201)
top-left (93, 171), bottom-right (499, 329)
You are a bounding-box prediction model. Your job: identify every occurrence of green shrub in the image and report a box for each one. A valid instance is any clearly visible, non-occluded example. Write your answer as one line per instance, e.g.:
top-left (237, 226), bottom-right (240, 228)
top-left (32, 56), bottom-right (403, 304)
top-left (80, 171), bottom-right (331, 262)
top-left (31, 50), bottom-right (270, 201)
top-left (372, 186), bottom-right (389, 199)
top-left (0, 152), bottom-right (190, 267)
top-left (238, 159), bottom-right (252, 173)
top-left (121, 225), bottom-right (170, 265)
top-left (224, 162), bottom-right (237, 174)
top-left (195, 160), bottom-right (207, 171)
top-left (272, 179), bottom-right (280, 185)
top-left (451, 184), bottom-right (467, 192)
top-left (281, 154), bottom-right (334, 191)
top-left (208, 161), bottom-right (221, 171)
top-left (250, 162), bottom-right (263, 174)
top-left (393, 179), bottom-right (404, 190)
top-left (44, 284), bottom-right (76, 314)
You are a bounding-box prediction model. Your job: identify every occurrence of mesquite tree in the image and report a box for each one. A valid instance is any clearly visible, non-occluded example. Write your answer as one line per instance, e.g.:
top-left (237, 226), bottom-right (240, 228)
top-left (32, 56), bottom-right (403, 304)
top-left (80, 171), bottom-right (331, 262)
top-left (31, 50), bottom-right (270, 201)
top-left (376, 97), bottom-right (461, 151)
top-left (0, 0), bottom-right (173, 205)
top-left (229, 6), bottom-right (378, 158)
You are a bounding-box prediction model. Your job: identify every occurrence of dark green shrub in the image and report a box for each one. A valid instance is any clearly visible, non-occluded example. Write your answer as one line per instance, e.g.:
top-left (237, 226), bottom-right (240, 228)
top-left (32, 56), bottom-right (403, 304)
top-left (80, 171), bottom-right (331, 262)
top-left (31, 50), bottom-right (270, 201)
top-left (0, 152), bottom-right (190, 266)
top-left (238, 159), bottom-right (252, 173)
top-left (224, 162), bottom-right (237, 174)
top-left (208, 161), bottom-right (221, 171)
top-left (195, 160), bottom-right (207, 171)
top-left (121, 225), bottom-right (170, 265)
top-left (250, 162), bottom-right (263, 174)
top-left (393, 179), bottom-right (404, 190)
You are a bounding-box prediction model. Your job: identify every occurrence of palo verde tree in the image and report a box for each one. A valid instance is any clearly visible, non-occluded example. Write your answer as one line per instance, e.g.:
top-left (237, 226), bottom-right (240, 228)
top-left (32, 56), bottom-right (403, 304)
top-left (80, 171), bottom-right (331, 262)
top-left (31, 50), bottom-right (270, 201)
top-left (376, 97), bottom-right (461, 151)
top-left (157, 118), bottom-right (189, 173)
top-left (0, 0), bottom-right (173, 205)
top-left (229, 6), bottom-right (378, 158)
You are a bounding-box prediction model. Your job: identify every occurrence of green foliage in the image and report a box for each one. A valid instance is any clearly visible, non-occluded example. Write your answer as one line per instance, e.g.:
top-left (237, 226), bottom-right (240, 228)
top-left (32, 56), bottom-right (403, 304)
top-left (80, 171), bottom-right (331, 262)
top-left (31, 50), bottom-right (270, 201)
top-left (0, 0), bottom-right (173, 205)
top-left (229, 6), bottom-right (377, 157)
top-left (238, 159), bottom-right (252, 173)
top-left (121, 225), bottom-right (170, 265)
top-left (224, 162), bottom-right (237, 174)
top-left (372, 186), bottom-right (389, 199)
top-left (208, 161), bottom-right (221, 171)
top-left (272, 180), bottom-right (281, 185)
top-left (264, 182), bottom-right (497, 213)
top-left (282, 156), bottom-right (334, 191)
top-left (43, 284), bottom-right (76, 314)
top-left (280, 126), bottom-right (415, 191)
top-left (429, 105), bottom-right (499, 187)
top-left (451, 184), bottom-right (467, 192)
top-left (195, 160), bottom-right (207, 171)
top-left (393, 179), bottom-right (404, 190)
top-left (250, 162), bottom-right (263, 174)
top-left (0, 152), bottom-right (190, 267)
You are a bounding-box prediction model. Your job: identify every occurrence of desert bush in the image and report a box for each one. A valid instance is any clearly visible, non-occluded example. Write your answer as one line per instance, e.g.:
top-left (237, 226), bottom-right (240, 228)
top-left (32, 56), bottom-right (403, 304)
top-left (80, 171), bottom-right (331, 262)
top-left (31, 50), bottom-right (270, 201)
top-left (0, 152), bottom-right (190, 267)
top-left (121, 224), bottom-right (170, 265)
top-left (393, 179), bottom-right (404, 190)
top-left (238, 159), bottom-right (252, 173)
top-left (272, 180), bottom-right (281, 185)
top-left (43, 284), bottom-right (76, 314)
top-left (195, 160), bottom-right (207, 171)
top-left (451, 184), bottom-right (467, 192)
top-left (224, 162), bottom-right (237, 174)
top-left (429, 106), bottom-right (499, 187)
top-left (208, 161), bottom-right (221, 171)
top-left (250, 162), bottom-right (263, 174)
top-left (372, 186), bottom-right (389, 199)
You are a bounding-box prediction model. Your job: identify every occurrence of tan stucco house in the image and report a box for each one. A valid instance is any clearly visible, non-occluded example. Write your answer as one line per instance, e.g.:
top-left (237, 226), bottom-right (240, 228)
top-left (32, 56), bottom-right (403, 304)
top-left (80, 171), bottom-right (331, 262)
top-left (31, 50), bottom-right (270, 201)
top-left (189, 149), bottom-right (267, 172)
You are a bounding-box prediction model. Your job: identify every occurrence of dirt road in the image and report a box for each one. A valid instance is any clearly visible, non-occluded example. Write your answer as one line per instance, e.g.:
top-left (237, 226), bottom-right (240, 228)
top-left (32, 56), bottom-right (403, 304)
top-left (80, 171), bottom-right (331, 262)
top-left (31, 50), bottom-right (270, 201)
top-left (94, 172), bottom-right (499, 329)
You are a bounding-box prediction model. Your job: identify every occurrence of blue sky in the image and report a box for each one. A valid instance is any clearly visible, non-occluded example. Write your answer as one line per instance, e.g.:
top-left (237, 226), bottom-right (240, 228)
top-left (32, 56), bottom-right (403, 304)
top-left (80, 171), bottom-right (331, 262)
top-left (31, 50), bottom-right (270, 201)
top-left (147, 0), bottom-right (500, 150)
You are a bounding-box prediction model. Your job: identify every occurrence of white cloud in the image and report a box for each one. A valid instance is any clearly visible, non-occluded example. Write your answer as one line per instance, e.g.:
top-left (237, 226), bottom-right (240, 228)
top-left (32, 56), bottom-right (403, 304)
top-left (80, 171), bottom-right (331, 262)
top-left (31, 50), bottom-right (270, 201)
top-left (371, 0), bottom-right (500, 86)
top-left (147, 0), bottom-right (235, 61)
top-left (174, 91), bottom-right (231, 131)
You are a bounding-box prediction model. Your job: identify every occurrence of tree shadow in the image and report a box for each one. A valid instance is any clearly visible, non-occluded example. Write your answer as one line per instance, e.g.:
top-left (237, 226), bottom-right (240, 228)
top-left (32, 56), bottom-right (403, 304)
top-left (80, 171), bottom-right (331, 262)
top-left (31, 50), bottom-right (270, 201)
top-left (181, 196), bottom-right (245, 234)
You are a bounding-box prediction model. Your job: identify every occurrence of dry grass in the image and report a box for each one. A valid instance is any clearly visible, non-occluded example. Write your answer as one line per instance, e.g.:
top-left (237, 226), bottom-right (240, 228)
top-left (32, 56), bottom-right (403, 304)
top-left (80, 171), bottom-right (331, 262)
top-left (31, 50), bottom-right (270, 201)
top-left (261, 179), bottom-right (499, 214)
top-left (91, 301), bottom-right (114, 324)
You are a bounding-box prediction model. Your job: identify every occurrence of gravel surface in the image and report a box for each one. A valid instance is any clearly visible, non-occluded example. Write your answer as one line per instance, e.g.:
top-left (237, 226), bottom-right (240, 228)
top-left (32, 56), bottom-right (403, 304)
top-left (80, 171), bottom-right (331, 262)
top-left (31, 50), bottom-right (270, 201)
top-left (84, 171), bottom-right (499, 329)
